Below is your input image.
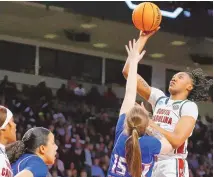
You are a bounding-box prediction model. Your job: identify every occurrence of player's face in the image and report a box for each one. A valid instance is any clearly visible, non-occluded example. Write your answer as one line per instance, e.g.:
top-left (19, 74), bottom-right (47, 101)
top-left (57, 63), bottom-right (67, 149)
top-left (168, 72), bottom-right (193, 95)
top-left (5, 118), bottom-right (16, 143)
top-left (43, 132), bottom-right (58, 165)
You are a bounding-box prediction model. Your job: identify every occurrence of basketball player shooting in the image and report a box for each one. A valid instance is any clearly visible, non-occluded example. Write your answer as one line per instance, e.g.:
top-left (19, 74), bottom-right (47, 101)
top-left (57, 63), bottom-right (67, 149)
top-left (122, 30), bottom-right (212, 177)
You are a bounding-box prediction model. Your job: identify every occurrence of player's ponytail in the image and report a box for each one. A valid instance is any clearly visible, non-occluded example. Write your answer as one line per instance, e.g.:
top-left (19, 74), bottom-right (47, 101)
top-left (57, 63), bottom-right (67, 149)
top-left (124, 106), bottom-right (149, 177)
top-left (6, 140), bottom-right (26, 163)
top-left (125, 128), bottom-right (142, 177)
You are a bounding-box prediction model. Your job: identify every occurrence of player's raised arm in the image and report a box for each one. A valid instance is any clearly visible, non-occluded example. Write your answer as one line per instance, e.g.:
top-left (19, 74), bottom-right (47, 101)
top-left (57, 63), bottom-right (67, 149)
top-left (122, 28), bottom-right (163, 102)
top-left (119, 39), bottom-right (146, 116)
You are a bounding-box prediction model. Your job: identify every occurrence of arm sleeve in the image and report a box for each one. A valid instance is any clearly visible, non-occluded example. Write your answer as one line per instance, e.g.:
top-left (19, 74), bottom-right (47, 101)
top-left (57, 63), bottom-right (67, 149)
top-left (148, 87), bottom-right (165, 110)
top-left (25, 157), bottom-right (48, 177)
top-left (115, 114), bottom-right (126, 141)
top-left (181, 101), bottom-right (198, 120)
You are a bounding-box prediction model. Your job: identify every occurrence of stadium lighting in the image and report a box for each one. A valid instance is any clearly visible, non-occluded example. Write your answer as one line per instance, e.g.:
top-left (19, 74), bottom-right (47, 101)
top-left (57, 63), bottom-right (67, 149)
top-left (149, 53), bottom-right (165, 58)
top-left (171, 41), bottom-right (186, 46)
top-left (93, 43), bottom-right (108, 48)
top-left (81, 24), bottom-right (97, 29)
top-left (125, 1), bottom-right (185, 19)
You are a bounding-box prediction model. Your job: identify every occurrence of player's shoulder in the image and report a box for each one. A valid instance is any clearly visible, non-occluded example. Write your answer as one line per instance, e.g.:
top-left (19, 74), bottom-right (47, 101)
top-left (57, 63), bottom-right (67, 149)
top-left (139, 135), bottom-right (160, 147)
top-left (0, 154), bottom-right (7, 165)
top-left (25, 154), bottom-right (47, 171)
top-left (182, 99), bottom-right (198, 109)
top-left (186, 99), bottom-right (197, 104)
top-left (26, 154), bottom-right (45, 164)
top-left (22, 154), bottom-right (48, 177)
top-left (19, 154), bottom-right (45, 165)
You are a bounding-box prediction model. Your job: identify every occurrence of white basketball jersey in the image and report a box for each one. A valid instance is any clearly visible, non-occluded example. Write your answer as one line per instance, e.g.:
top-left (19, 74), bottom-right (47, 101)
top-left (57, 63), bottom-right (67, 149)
top-left (0, 144), bottom-right (13, 177)
top-left (152, 97), bottom-right (192, 160)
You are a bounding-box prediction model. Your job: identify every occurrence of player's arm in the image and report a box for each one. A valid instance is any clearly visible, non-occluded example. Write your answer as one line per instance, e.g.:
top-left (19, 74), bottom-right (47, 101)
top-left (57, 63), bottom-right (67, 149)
top-left (122, 37), bottom-right (151, 101)
top-left (120, 39), bottom-right (146, 115)
top-left (146, 126), bottom-right (173, 154)
top-left (149, 102), bottom-right (198, 149)
top-left (122, 28), bottom-right (160, 101)
top-left (14, 170), bottom-right (33, 177)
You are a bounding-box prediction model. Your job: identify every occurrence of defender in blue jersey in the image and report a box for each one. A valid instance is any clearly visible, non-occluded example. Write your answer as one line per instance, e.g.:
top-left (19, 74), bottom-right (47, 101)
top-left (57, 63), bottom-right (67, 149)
top-left (108, 39), bottom-right (173, 177)
top-left (6, 127), bottom-right (58, 177)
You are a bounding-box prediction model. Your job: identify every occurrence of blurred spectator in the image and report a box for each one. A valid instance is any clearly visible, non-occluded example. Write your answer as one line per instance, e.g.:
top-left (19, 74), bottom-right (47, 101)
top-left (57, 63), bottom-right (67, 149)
top-left (67, 76), bottom-right (78, 91)
top-left (35, 80), bottom-right (53, 101)
top-left (188, 153), bottom-right (199, 170)
top-left (104, 87), bottom-right (117, 108)
top-left (91, 158), bottom-right (105, 177)
top-left (0, 75), bottom-right (9, 91)
top-left (65, 169), bottom-right (72, 177)
top-left (87, 86), bottom-right (101, 105)
top-left (0, 75), bottom-right (17, 102)
top-left (85, 143), bottom-right (93, 165)
top-left (49, 152), bottom-right (65, 176)
top-left (74, 84), bottom-right (86, 96)
top-left (104, 87), bottom-right (116, 99)
top-left (57, 84), bottom-right (68, 101)
top-left (80, 169), bottom-right (88, 177)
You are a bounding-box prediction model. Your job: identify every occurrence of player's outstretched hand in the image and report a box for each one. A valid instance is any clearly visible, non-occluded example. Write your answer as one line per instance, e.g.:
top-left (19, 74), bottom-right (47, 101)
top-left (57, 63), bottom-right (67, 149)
top-left (125, 38), bottom-right (146, 63)
top-left (140, 26), bottom-right (160, 39)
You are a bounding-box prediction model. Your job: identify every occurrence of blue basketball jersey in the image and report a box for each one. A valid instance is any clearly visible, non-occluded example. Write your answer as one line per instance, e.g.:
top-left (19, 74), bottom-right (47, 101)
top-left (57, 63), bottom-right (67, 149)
top-left (108, 114), bottom-right (161, 177)
top-left (11, 153), bottom-right (48, 177)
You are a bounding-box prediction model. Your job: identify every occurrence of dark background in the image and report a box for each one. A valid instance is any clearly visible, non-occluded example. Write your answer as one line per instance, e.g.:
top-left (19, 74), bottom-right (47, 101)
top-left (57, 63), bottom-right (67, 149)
top-left (37, 1), bottom-right (213, 38)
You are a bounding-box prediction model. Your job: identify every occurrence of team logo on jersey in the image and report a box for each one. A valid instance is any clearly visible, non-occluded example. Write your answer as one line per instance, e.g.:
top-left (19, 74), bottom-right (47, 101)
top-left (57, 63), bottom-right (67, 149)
top-left (173, 104), bottom-right (179, 110)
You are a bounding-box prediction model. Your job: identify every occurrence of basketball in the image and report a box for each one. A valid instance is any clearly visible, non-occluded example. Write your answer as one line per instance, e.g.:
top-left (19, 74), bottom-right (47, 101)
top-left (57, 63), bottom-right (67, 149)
top-left (132, 2), bottom-right (162, 32)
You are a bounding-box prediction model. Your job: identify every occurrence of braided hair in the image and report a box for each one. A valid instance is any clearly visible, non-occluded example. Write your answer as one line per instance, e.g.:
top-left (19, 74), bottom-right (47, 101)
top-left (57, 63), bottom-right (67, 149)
top-left (186, 68), bottom-right (213, 102)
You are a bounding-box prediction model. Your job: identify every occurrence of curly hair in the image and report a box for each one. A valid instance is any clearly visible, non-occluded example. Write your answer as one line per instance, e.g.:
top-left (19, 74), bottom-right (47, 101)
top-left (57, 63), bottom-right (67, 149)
top-left (186, 68), bottom-right (213, 102)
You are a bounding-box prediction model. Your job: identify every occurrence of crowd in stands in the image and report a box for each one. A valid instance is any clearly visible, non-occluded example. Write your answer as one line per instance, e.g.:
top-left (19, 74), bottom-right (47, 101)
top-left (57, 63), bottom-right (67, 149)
top-left (0, 75), bottom-right (212, 177)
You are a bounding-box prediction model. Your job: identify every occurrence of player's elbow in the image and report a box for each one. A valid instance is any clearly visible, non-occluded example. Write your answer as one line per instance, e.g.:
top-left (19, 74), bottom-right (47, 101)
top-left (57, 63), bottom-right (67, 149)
top-left (122, 68), bottom-right (128, 78)
top-left (171, 138), bottom-right (184, 149)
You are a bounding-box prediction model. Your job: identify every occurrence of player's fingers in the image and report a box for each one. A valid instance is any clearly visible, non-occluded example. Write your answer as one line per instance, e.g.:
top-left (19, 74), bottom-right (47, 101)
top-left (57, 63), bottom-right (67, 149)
top-left (149, 26), bottom-right (161, 36)
top-left (139, 31), bottom-right (143, 37)
top-left (156, 26), bottom-right (161, 31)
top-left (125, 45), bottom-right (130, 54)
top-left (139, 30), bottom-right (146, 36)
top-left (129, 40), bottom-right (133, 51)
top-left (141, 102), bottom-right (145, 108)
top-left (133, 38), bottom-right (136, 48)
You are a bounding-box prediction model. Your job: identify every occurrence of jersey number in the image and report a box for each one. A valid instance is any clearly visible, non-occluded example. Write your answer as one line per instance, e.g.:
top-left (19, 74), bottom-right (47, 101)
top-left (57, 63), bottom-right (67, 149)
top-left (111, 154), bottom-right (126, 176)
top-left (111, 154), bottom-right (152, 177)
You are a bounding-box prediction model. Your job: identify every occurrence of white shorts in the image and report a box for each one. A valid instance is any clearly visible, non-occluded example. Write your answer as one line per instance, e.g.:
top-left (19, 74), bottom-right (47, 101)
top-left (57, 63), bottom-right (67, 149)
top-left (151, 158), bottom-right (189, 177)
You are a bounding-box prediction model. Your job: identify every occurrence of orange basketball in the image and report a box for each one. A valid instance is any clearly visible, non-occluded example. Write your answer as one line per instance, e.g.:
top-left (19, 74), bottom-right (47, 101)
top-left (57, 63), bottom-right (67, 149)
top-left (132, 2), bottom-right (162, 32)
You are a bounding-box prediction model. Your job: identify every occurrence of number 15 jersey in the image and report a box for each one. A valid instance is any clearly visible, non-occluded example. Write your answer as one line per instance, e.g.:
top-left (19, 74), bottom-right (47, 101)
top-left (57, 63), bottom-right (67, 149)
top-left (108, 114), bottom-right (162, 177)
